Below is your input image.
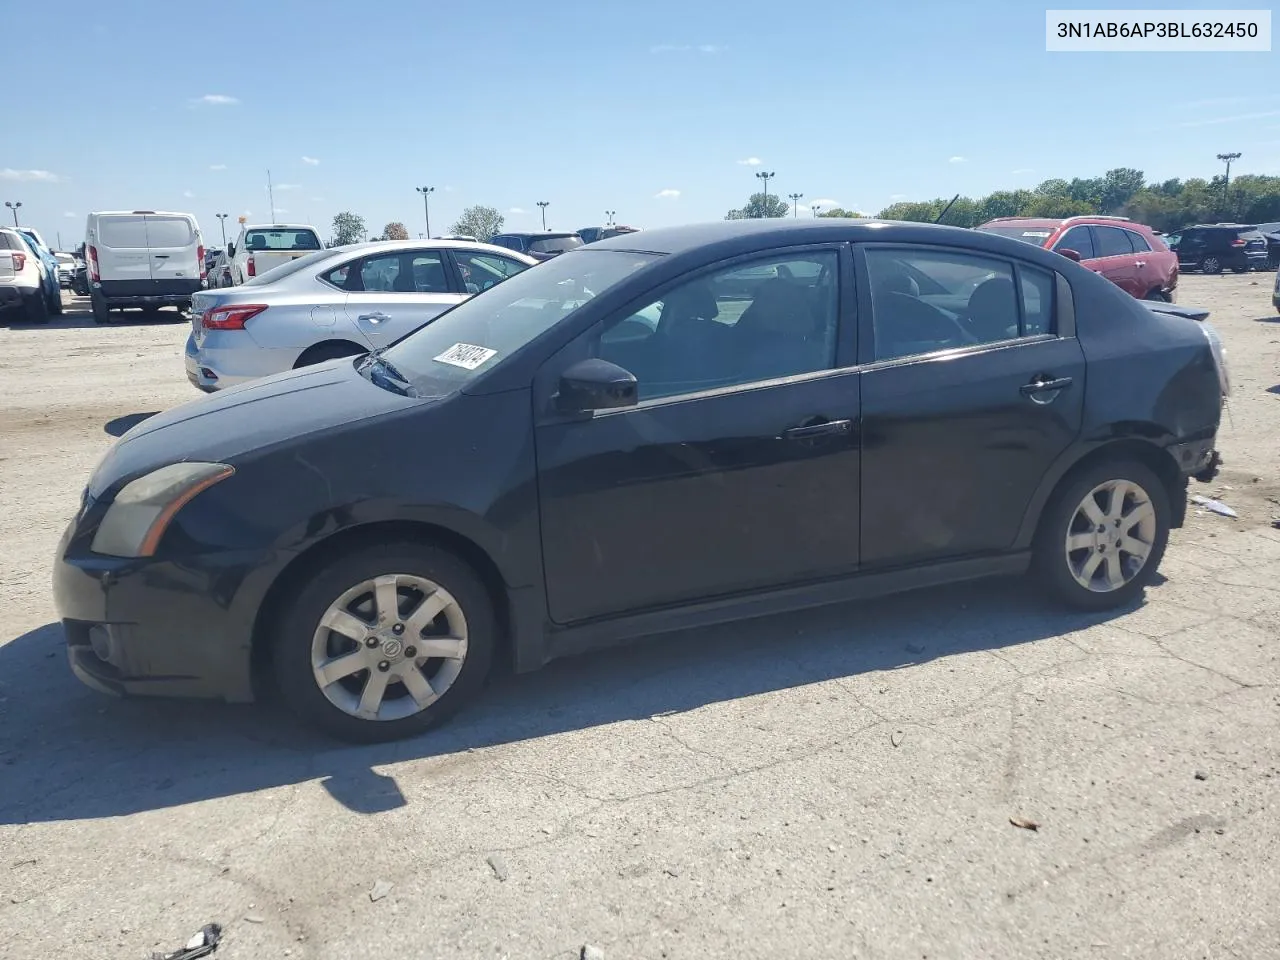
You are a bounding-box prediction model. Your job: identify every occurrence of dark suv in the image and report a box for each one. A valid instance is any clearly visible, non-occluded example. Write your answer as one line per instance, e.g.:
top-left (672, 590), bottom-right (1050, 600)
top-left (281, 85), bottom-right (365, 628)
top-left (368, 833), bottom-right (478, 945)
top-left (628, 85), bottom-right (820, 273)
top-left (1173, 224), bottom-right (1269, 274)
top-left (578, 225), bottom-right (640, 244)
top-left (490, 231), bottom-right (584, 261)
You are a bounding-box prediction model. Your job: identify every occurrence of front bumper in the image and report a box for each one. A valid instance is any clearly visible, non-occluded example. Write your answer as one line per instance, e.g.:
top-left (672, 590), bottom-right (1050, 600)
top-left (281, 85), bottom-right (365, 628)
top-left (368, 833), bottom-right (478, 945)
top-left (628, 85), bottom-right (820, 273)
top-left (52, 520), bottom-right (259, 702)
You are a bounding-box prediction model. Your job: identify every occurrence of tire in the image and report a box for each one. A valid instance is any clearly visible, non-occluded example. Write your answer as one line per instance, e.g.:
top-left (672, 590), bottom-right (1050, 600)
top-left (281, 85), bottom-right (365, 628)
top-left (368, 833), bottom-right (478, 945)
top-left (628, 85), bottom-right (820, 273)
top-left (1230, 265), bottom-right (1248, 274)
top-left (272, 542), bottom-right (497, 742)
top-left (1200, 255), bottom-right (1222, 274)
top-left (294, 341), bottom-right (365, 368)
top-left (1032, 459), bottom-right (1170, 612)
top-left (1143, 289), bottom-right (1168, 302)
top-left (22, 291), bottom-right (48, 324)
top-left (49, 288), bottom-right (63, 316)
top-left (91, 294), bottom-right (110, 325)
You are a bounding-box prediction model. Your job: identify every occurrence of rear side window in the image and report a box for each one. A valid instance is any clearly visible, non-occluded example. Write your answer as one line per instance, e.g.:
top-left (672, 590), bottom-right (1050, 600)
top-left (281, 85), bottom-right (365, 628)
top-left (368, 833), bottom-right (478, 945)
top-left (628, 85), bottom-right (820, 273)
top-left (1126, 231), bottom-right (1151, 252)
top-left (244, 228), bottom-right (322, 251)
top-left (1094, 226), bottom-right (1133, 258)
top-left (99, 217), bottom-right (150, 248)
top-left (1054, 226), bottom-right (1095, 260)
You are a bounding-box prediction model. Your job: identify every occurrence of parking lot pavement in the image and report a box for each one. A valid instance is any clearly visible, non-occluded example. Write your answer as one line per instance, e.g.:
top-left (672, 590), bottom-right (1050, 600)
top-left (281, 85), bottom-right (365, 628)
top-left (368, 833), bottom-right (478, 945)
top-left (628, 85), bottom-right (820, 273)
top-left (1, 278), bottom-right (1278, 959)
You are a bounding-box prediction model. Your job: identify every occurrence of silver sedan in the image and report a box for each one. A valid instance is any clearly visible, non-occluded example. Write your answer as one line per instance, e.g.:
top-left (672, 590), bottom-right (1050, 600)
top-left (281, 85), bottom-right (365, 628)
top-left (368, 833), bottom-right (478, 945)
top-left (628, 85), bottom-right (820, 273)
top-left (185, 239), bottom-right (536, 392)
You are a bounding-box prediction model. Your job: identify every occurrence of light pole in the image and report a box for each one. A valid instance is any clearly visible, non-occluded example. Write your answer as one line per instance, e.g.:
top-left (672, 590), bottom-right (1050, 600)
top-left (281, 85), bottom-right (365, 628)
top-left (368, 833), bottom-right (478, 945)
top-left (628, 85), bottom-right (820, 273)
top-left (537, 201), bottom-right (550, 230)
top-left (4, 201), bottom-right (21, 227)
top-left (1216, 152), bottom-right (1241, 213)
top-left (215, 213), bottom-right (229, 247)
top-left (416, 186), bottom-right (435, 237)
top-left (754, 171), bottom-right (775, 216)
top-left (812, 205), bottom-right (821, 218)
top-left (605, 209), bottom-right (616, 226)
top-left (788, 192), bottom-right (804, 218)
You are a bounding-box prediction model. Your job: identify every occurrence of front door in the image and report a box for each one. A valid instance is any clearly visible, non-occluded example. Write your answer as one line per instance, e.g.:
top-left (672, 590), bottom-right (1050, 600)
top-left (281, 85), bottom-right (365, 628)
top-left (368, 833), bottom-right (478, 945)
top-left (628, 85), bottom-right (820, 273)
top-left (343, 248), bottom-right (462, 346)
top-left (535, 247), bottom-right (861, 624)
top-left (1091, 225), bottom-right (1140, 296)
top-left (857, 244), bottom-right (1085, 569)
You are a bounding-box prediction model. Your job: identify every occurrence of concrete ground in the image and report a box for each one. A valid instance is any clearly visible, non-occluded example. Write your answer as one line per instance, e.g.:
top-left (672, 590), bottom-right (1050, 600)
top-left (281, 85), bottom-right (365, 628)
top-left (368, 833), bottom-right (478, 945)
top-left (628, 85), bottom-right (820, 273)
top-left (1, 276), bottom-right (1278, 960)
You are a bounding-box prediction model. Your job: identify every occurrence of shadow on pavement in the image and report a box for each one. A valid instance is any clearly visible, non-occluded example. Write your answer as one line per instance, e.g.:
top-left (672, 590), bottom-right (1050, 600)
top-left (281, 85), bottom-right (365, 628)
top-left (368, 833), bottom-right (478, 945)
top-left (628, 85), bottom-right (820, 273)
top-left (7, 296), bottom-right (190, 330)
top-left (0, 577), bottom-right (1134, 824)
top-left (104, 412), bottom-right (161, 437)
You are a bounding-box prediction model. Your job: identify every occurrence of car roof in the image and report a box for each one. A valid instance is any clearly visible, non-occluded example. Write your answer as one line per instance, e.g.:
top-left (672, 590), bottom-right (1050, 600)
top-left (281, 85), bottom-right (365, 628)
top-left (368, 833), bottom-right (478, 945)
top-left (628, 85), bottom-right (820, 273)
top-left (306, 238), bottom-right (539, 263)
top-left (241, 223), bottom-right (319, 231)
top-left (89, 210), bottom-right (197, 218)
top-left (496, 231), bottom-right (581, 239)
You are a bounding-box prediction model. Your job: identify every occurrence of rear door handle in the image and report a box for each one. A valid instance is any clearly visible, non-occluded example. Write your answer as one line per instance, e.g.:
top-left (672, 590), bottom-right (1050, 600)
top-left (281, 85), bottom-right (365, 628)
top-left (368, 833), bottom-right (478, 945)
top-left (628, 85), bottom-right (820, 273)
top-left (1021, 375), bottom-right (1073, 400)
top-left (782, 419), bottom-right (853, 440)
top-left (358, 311), bottom-right (391, 323)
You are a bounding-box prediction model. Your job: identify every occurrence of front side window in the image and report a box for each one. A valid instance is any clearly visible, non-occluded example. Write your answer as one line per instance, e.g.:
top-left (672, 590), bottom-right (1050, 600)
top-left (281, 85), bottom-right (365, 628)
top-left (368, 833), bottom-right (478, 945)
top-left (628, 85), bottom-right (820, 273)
top-left (593, 251), bottom-right (840, 402)
top-left (867, 248), bottom-right (1051, 361)
top-left (1094, 226), bottom-right (1133, 258)
top-left (1054, 226), bottom-right (1095, 260)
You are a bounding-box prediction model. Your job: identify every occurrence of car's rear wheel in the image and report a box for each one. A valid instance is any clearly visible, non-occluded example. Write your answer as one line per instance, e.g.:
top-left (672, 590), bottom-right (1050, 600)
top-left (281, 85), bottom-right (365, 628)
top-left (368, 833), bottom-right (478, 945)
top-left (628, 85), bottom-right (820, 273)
top-left (22, 291), bottom-right (48, 324)
top-left (1143, 288), bottom-right (1168, 302)
top-left (48, 288), bottom-right (63, 316)
top-left (1200, 255), bottom-right (1222, 274)
top-left (1033, 459), bottom-right (1170, 611)
top-left (294, 340), bottom-right (366, 368)
top-left (91, 294), bottom-right (110, 324)
top-left (272, 543), bottom-right (496, 742)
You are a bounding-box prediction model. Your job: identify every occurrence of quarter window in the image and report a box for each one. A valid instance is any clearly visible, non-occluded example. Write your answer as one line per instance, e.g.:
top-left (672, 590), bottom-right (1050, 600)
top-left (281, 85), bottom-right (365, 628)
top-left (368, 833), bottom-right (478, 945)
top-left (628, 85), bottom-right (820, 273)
top-left (1094, 226), bottom-right (1133, 258)
top-left (1054, 226), bottom-right (1095, 260)
top-left (595, 251), bottom-right (840, 402)
top-left (1126, 231), bottom-right (1151, 252)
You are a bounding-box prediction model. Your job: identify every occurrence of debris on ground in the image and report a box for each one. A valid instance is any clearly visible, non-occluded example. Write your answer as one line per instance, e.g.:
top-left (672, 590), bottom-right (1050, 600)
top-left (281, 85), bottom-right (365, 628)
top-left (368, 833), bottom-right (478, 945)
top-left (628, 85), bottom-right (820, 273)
top-left (1271, 519), bottom-right (1280, 530)
top-left (890, 730), bottom-right (904, 748)
top-left (149, 923), bottom-right (222, 960)
top-left (243, 915), bottom-right (265, 924)
top-left (486, 853), bottom-right (510, 881)
top-left (581, 945), bottom-right (605, 960)
top-left (1190, 494), bottom-right (1238, 518)
top-left (368, 880), bottom-right (393, 902)
top-left (1195, 770), bottom-right (1208, 781)
top-left (1009, 817), bottom-right (1040, 831)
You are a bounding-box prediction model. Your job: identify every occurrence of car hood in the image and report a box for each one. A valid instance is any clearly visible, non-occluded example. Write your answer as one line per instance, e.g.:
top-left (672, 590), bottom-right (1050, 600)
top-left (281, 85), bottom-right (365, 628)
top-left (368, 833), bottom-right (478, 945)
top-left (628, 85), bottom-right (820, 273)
top-left (87, 359), bottom-right (419, 499)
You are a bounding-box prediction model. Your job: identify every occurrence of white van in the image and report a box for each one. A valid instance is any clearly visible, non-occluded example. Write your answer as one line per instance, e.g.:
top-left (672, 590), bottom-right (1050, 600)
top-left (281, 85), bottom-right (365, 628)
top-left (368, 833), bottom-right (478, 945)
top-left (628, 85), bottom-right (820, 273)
top-left (85, 211), bottom-right (206, 323)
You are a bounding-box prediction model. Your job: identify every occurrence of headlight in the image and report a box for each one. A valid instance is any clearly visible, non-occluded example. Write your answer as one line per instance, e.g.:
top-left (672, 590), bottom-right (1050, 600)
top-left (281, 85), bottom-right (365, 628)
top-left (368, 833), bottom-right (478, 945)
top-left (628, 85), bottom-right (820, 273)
top-left (1200, 322), bottom-right (1230, 399)
top-left (91, 462), bottom-right (234, 558)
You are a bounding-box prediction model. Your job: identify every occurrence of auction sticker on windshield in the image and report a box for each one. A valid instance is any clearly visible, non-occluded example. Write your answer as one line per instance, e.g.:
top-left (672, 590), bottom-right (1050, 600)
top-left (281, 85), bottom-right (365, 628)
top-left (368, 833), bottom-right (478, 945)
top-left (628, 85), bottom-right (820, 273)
top-left (433, 343), bottom-right (498, 370)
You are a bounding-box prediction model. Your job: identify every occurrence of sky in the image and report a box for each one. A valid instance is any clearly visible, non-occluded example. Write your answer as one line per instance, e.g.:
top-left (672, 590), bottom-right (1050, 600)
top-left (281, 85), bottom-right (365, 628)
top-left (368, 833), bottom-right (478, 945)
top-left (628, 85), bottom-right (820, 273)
top-left (3, 0), bottom-right (1278, 251)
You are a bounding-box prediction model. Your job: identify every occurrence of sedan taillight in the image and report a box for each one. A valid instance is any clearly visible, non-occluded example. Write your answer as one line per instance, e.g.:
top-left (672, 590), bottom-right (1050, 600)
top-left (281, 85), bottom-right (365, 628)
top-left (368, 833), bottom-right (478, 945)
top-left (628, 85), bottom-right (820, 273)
top-left (1230, 238), bottom-right (1246, 247)
top-left (202, 303), bottom-right (268, 330)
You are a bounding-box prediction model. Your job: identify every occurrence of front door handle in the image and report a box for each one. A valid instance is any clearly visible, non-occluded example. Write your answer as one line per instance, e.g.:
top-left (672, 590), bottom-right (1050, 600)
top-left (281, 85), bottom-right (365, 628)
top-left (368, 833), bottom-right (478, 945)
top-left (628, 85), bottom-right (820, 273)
top-left (782, 419), bottom-right (853, 440)
top-left (358, 311), bottom-right (391, 323)
top-left (1021, 375), bottom-right (1073, 403)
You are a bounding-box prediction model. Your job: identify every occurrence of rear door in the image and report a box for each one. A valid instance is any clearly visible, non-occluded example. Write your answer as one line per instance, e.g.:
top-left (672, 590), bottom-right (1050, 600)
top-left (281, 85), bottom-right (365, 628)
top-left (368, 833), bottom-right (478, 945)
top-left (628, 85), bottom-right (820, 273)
top-left (857, 244), bottom-right (1084, 569)
top-left (1091, 226), bottom-right (1140, 296)
top-left (342, 247), bottom-right (463, 346)
top-left (95, 216), bottom-right (154, 284)
top-left (144, 216), bottom-right (199, 286)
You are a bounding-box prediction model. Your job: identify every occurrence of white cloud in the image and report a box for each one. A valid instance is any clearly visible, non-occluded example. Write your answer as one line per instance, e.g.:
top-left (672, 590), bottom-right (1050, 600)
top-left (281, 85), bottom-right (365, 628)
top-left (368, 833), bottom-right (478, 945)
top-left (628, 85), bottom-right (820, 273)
top-left (273, 183), bottom-right (302, 191)
top-left (737, 157), bottom-right (762, 166)
top-left (63, 211), bottom-right (78, 218)
top-left (654, 188), bottom-right (681, 199)
top-left (809, 197), bottom-right (842, 208)
top-left (301, 156), bottom-right (320, 166)
top-left (183, 190), bottom-right (195, 198)
top-left (209, 164), bottom-right (227, 171)
top-left (508, 206), bottom-right (526, 214)
top-left (192, 94), bottom-right (238, 105)
top-left (0, 168), bottom-right (62, 182)
top-left (948, 155), bottom-right (967, 163)
top-left (698, 44), bottom-right (724, 53)
top-left (1178, 109), bottom-right (1280, 127)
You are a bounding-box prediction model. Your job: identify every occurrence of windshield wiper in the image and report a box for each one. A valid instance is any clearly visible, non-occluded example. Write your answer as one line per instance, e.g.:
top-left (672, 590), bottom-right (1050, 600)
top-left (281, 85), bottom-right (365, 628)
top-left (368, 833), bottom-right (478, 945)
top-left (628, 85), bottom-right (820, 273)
top-left (358, 347), bottom-right (418, 397)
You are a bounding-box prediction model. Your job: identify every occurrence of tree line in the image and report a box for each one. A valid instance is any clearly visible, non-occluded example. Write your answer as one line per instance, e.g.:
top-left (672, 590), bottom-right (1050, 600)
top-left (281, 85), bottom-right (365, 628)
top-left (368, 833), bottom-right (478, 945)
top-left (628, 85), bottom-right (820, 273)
top-left (326, 206), bottom-right (507, 246)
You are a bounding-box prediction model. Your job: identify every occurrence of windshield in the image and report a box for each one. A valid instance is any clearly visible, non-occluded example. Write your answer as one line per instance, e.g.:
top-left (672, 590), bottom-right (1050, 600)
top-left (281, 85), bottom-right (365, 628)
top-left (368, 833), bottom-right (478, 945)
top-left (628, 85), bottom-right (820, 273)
top-left (244, 228), bottom-right (322, 252)
top-left (241, 248), bottom-right (336, 286)
top-left (529, 235), bottom-right (584, 255)
top-left (976, 225), bottom-right (1054, 247)
top-left (378, 249), bottom-right (660, 395)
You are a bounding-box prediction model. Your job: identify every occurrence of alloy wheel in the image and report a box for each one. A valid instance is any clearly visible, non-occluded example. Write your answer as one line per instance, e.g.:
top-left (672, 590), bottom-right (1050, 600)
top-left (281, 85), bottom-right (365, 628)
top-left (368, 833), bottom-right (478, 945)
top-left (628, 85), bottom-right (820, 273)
top-left (310, 573), bottom-right (469, 722)
top-left (1064, 479), bottom-right (1157, 592)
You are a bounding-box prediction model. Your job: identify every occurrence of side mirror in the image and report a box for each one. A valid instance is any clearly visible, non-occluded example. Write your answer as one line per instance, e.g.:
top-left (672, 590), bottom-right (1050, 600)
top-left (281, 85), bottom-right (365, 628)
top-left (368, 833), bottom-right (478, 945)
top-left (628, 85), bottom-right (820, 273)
top-left (226, 243), bottom-right (235, 257)
top-left (556, 358), bottom-right (638, 413)
top-left (1057, 247), bottom-right (1082, 262)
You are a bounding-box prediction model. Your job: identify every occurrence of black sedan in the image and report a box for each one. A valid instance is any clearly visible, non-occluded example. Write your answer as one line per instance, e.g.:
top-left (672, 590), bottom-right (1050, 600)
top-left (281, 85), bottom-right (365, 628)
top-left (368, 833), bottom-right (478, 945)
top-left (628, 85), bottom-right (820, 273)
top-left (53, 219), bottom-right (1228, 742)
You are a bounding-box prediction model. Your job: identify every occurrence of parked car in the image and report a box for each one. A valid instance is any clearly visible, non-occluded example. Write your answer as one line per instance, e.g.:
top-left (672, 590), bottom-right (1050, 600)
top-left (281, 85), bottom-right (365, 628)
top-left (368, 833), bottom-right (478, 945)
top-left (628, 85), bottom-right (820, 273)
top-left (0, 227), bottom-right (53, 322)
top-left (976, 215), bottom-right (1178, 301)
top-left (55, 251), bottom-right (76, 287)
top-left (184, 239), bottom-right (535, 391)
top-left (16, 228), bottom-right (64, 313)
top-left (577, 225), bottom-right (640, 244)
top-left (85, 211), bottom-right (206, 323)
top-left (225, 223), bottom-right (323, 285)
top-left (55, 218), bottom-right (1227, 741)
top-left (489, 231), bottom-right (584, 261)
top-left (204, 247), bottom-right (224, 274)
top-left (1172, 224), bottom-right (1269, 274)
top-left (205, 250), bottom-right (233, 288)
top-left (70, 243), bottom-right (89, 296)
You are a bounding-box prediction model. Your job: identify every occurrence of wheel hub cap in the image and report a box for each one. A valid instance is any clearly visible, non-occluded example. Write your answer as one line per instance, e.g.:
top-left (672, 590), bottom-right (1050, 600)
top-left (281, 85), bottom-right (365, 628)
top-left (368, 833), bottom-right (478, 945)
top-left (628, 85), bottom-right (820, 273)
top-left (1064, 479), bottom-right (1158, 593)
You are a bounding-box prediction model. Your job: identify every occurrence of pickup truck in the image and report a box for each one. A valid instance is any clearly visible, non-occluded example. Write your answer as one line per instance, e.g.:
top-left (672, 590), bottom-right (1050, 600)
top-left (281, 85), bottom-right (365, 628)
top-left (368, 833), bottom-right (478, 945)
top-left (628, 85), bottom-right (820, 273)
top-left (226, 223), bottom-right (323, 285)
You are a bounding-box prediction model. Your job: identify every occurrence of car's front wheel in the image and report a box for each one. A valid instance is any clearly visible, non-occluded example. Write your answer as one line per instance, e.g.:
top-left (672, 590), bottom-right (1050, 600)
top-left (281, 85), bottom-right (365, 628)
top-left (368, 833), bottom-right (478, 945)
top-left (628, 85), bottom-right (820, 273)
top-left (1033, 459), bottom-right (1170, 611)
top-left (1200, 255), bottom-right (1222, 274)
top-left (272, 542), bottom-right (496, 742)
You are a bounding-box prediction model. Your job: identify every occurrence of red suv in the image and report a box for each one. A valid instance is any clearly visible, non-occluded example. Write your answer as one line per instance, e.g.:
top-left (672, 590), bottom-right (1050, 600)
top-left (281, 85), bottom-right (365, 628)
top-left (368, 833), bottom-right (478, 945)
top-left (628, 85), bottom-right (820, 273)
top-left (977, 216), bottom-right (1178, 302)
